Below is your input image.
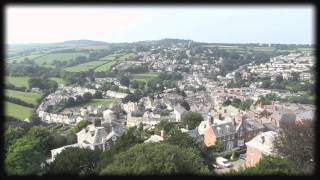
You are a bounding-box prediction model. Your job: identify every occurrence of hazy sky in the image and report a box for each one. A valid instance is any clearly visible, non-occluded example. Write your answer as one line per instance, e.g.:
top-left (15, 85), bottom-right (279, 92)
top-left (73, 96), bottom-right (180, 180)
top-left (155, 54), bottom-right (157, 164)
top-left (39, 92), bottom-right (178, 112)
top-left (6, 5), bottom-right (315, 44)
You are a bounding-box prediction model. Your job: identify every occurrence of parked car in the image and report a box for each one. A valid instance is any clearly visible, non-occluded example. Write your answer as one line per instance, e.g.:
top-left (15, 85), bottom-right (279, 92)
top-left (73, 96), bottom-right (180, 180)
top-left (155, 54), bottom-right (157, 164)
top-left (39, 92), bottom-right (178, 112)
top-left (216, 157), bottom-right (232, 168)
top-left (239, 153), bottom-right (246, 160)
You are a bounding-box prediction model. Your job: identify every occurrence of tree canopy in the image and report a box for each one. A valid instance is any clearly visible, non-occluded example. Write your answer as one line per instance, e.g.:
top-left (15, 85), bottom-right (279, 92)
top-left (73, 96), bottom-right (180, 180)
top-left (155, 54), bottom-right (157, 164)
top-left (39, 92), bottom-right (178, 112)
top-left (100, 143), bottom-right (211, 175)
top-left (181, 112), bottom-right (203, 130)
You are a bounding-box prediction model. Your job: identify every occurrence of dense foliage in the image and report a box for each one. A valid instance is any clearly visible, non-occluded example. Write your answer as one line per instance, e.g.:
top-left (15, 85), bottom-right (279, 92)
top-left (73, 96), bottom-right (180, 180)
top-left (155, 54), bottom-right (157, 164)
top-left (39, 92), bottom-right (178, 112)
top-left (100, 143), bottom-right (211, 175)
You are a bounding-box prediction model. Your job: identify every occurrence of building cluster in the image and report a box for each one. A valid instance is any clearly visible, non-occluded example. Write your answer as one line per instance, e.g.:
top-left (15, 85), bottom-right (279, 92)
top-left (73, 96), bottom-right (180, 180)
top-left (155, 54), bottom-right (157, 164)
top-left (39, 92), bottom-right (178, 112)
top-left (247, 53), bottom-right (314, 81)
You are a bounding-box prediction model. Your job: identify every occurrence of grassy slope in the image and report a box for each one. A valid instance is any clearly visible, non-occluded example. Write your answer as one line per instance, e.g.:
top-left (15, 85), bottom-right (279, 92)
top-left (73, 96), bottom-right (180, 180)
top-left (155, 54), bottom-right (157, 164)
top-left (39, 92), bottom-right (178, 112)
top-left (64, 60), bottom-right (110, 72)
top-left (6, 76), bottom-right (30, 88)
top-left (6, 89), bottom-right (42, 105)
top-left (34, 52), bottom-right (89, 65)
top-left (5, 101), bottom-right (33, 120)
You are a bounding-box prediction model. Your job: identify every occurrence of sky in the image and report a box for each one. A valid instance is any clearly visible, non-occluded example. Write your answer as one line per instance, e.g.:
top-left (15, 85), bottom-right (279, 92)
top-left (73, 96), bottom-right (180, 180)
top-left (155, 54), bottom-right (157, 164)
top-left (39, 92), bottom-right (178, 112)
top-left (6, 5), bottom-right (315, 45)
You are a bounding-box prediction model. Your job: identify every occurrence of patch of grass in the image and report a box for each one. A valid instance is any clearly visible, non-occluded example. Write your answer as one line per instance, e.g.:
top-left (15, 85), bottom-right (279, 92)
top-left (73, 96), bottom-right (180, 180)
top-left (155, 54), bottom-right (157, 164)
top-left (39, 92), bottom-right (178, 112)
top-left (130, 72), bottom-right (160, 83)
top-left (64, 60), bottom-right (109, 72)
top-left (80, 98), bottom-right (118, 107)
top-left (6, 76), bottom-right (30, 88)
top-left (5, 101), bottom-right (33, 120)
top-left (49, 77), bottom-right (66, 85)
top-left (5, 89), bottom-right (42, 105)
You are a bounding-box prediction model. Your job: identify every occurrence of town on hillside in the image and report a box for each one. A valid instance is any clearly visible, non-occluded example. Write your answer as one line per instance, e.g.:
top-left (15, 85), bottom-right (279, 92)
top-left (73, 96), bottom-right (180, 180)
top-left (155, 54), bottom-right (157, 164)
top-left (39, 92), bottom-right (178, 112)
top-left (5, 39), bottom-right (315, 175)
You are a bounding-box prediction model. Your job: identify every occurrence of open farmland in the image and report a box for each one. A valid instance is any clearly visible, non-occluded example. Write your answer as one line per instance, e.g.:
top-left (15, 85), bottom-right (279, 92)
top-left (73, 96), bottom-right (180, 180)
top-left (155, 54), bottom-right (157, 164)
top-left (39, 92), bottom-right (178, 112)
top-left (117, 53), bottom-right (135, 62)
top-left (8, 53), bottom-right (46, 63)
top-left (99, 54), bottom-right (118, 61)
top-left (33, 52), bottom-right (89, 66)
top-left (5, 101), bottom-right (33, 120)
top-left (94, 60), bottom-right (118, 72)
top-left (6, 76), bottom-right (30, 88)
top-left (6, 89), bottom-right (42, 105)
top-left (64, 61), bottom-right (109, 72)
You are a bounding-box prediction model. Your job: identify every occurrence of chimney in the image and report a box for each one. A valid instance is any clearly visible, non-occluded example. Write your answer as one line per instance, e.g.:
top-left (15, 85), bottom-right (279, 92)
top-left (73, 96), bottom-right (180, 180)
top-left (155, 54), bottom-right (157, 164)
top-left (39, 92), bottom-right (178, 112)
top-left (160, 129), bottom-right (165, 138)
top-left (261, 136), bottom-right (265, 144)
top-left (93, 119), bottom-right (101, 127)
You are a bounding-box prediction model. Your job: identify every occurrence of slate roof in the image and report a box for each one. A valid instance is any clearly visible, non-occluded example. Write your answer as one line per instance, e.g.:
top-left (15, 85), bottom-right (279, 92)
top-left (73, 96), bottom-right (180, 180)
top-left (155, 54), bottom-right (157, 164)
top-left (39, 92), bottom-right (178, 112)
top-left (211, 122), bottom-right (236, 138)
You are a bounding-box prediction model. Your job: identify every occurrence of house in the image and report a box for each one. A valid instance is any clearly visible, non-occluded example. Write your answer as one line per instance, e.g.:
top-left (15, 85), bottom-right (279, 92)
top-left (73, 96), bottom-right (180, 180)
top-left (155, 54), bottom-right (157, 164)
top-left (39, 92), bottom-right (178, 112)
top-left (102, 109), bottom-right (116, 124)
top-left (204, 119), bottom-right (239, 151)
top-left (173, 105), bottom-right (187, 122)
top-left (245, 131), bottom-right (278, 167)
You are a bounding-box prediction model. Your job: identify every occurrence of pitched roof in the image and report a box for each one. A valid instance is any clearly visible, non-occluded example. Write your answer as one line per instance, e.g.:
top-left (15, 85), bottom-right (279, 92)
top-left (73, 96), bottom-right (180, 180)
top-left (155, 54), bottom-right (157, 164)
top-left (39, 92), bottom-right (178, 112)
top-left (211, 122), bottom-right (236, 138)
top-left (245, 131), bottom-right (277, 155)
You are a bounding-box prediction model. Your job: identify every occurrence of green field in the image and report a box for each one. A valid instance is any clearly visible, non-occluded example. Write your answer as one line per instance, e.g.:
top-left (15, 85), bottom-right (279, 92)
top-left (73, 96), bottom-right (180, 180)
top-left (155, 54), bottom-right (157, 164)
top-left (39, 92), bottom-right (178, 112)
top-left (64, 61), bottom-right (109, 72)
top-left (6, 89), bottom-right (42, 105)
top-left (116, 53), bottom-right (135, 62)
top-left (6, 76), bottom-right (30, 88)
top-left (5, 101), bottom-right (33, 120)
top-left (33, 52), bottom-right (89, 65)
top-left (8, 53), bottom-right (46, 63)
top-left (130, 72), bottom-right (160, 83)
top-left (49, 77), bottom-right (66, 85)
top-left (99, 54), bottom-right (118, 61)
top-left (94, 60), bottom-right (118, 72)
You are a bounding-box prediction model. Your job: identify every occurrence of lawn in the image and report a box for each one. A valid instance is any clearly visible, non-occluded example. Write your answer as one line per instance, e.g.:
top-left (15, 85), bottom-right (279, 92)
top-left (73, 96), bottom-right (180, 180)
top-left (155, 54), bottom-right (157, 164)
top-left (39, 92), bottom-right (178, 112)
top-left (49, 77), bottom-right (66, 85)
top-left (6, 76), bottom-right (30, 88)
top-left (80, 98), bottom-right (118, 107)
top-left (5, 101), bottom-right (33, 120)
top-left (34, 52), bottom-right (89, 66)
top-left (64, 60), bottom-right (109, 72)
top-left (6, 89), bottom-right (42, 105)
top-left (130, 72), bottom-right (160, 83)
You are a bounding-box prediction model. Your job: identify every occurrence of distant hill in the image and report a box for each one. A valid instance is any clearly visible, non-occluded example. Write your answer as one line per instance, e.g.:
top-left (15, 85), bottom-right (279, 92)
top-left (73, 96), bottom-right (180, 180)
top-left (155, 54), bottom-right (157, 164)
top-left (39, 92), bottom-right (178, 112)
top-left (61, 39), bottom-right (108, 46)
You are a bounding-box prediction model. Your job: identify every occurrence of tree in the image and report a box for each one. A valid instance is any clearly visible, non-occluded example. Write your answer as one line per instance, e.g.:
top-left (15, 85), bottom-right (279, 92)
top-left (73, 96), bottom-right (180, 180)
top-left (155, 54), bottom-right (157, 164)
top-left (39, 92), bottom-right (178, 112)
top-left (27, 125), bottom-right (52, 154)
top-left (48, 147), bottom-right (102, 175)
top-left (119, 75), bottom-right (130, 87)
top-left (165, 130), bottom-right (198, 150)
top-left (5, 127), bottom-right (27, 150)
top-left (100, 143), bottom-right (211, 175)
top-left (273, 121), bottom-right (314, 174)
top-left (180, 100), bottom-right (190, 111)
top-left (182, 112), bottom-right (203, 130)
top-left (70, 120), bottom-right (92, 134)
top-left (5, 136), bottom-right (46, 175)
